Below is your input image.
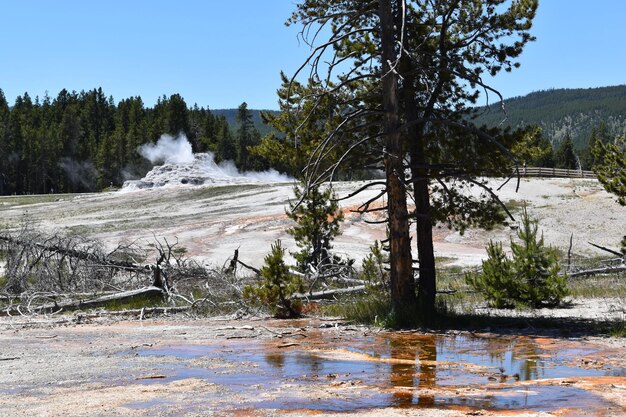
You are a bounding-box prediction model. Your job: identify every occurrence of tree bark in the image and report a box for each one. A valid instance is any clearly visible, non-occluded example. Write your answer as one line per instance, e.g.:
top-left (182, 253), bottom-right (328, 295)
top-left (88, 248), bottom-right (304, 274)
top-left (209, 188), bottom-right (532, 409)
top-left (397, 72), bottom-right (437, 315)
top-left (397, 27), bottom-right (440, 318)
top-left (378, 0), bottom-right (416, 315)
top-left (412, 154), bottom-right (437, 315)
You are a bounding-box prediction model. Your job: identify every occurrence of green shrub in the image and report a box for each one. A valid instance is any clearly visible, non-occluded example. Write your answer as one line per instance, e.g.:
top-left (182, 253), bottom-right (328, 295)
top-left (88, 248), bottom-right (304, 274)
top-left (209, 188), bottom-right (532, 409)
top-left (466, 207), bottom-right (568, 308)
top-left (243, 240), bottom-right (304, 318)
top-left (360, 240), bottom-right (389, 289)
top-left (466, 240), bottom-right (518, 308)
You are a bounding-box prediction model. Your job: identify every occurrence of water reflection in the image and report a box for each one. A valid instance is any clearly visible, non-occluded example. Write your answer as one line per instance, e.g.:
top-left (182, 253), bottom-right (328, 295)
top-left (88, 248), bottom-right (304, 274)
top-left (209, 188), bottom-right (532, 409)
top-left (417, 336), bottom-right (436, 407)
top-left (137, 328), bottom-right (624, 414)
top-left (389, 338), bottom-right (416, 407)
top-left (260, 332), bottom-right (608, 408)
top-left (264, 350), bottom-right (326, 375)
top-left (481, 336), bottom-right (546, 381)
top-left (264, 353), bottom-right (285, 369)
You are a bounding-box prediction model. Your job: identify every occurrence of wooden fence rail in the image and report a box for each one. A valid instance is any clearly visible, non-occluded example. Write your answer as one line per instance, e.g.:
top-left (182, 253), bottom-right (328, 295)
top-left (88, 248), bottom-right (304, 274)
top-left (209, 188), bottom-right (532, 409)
top-left (520, 166), bottom-right (597, 179)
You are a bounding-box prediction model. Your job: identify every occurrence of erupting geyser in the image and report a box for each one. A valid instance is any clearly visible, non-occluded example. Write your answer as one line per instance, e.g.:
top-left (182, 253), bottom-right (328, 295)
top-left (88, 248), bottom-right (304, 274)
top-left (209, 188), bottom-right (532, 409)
top-left (122, 134), bottom-right (292, 191)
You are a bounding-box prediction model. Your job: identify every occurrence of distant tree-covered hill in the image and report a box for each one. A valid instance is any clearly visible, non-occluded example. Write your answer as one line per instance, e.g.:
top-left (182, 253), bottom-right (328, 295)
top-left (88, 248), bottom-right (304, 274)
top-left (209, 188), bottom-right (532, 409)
top-left (212, 108), bottom-right (279, 137)
top-left (472, 85), bottom-right (626, 148)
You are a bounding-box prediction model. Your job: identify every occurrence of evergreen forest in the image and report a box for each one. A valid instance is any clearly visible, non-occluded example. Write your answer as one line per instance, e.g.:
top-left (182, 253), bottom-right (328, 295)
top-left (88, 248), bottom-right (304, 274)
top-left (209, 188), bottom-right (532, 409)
top-left (2, 84), bottom-right (625, 196)
top-left (0, 88), bottom-right (272, 195)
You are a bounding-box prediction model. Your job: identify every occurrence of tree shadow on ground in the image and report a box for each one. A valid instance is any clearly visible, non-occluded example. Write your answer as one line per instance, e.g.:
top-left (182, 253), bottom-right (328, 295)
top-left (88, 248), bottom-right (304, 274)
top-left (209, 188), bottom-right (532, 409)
top-left (430, 312), bottom-right (623, 338)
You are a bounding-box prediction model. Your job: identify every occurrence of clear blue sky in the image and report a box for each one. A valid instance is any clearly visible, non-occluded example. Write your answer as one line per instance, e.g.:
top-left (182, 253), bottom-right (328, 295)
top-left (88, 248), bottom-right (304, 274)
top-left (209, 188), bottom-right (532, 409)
top-left (1, 1), bottom-right (624, 110)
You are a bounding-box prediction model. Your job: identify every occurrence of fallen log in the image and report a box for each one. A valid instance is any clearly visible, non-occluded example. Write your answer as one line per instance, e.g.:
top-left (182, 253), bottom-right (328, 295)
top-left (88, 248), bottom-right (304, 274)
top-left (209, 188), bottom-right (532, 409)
top-left (34, 286), bottom-right (166, 313)
top-left (277, 343), bottom-right (300, 348)
top-left (293, 285), bottom-right (367, 300)
top-left (135, 375), bottom-right (167, 380)
top-left (0, 234), bottom-right (146, 272)
top-left (2, 303), bottom-right (190, 319)
top-left (237, 259), bottom-right (260, 275)
top-left (588, 241), bottom-right (624, 258)
top-left (75, 306), bottom-right (191, 318)
top-left (331, 277), bottom-right (366, 286)
top-left (568, 265), bottom-right (626, 278)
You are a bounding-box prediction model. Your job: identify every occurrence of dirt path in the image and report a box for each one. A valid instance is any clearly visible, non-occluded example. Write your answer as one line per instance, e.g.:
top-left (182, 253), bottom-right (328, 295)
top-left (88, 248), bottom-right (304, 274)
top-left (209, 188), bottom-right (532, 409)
top-left (1, 316), bottom-right (625, 416)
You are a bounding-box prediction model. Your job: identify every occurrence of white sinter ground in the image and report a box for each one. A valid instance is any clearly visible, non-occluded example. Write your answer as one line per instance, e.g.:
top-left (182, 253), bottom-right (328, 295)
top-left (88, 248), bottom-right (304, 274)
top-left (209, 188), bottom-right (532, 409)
top-left (1, 163), bottom-right (623, 270)
top-left (1, 154), bottom-right (625, 321)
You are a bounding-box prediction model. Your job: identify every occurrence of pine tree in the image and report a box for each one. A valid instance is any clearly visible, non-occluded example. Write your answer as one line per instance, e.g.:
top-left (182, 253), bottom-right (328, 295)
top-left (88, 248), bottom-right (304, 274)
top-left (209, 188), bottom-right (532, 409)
top-left (252, 72), bottom-right (367, 179)
top-left (243, 240), bottom-right (304, 318)
top-left (510, 208), bottom-right (567, 307)
top-left (466, 207), bottom-right (568, 308)
top-left (193, 107), bottom-right (217, 153)
top-left (215, 116), bottom-right (236, 162)
top-left (287, 183), bottom-right (344, 272)
top-left (555, 134), bottom-right (578, 170)
top-left (164, 94), bottom-right (190, 139)
top-left (593, 136), bottom-right (626, 253)
top-left (360, 240), bottom-right (390, 290)
top-left (466, 241), bottom-right (516, 308)
top-left (124, 97), bottom-right (149, 175)
top-left (36, 93), bottom-right (60, 194)
top-left (287, 0), bottom-right (538, 318)
top-left (0, 89), bottom-right (9, 195)
top-left (511, 126), bottom-right (555, 167)
top-left (235, 102), bottom-right (260, 171)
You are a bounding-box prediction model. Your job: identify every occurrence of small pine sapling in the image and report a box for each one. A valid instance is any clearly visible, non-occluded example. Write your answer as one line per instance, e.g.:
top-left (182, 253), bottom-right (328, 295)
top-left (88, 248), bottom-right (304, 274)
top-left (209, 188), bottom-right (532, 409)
top-left (360, 240), bottom-right (389, 291)
top-left (287, 183), bottom-right (344, 272)
top-left (466, 240), bottom-right (517, 308)
top-left (466, 206), bottom-right (568, 308)
top-left (510, 207), bottom-right (568, 307)
top-left (243, 240), bottom-right (304, 318)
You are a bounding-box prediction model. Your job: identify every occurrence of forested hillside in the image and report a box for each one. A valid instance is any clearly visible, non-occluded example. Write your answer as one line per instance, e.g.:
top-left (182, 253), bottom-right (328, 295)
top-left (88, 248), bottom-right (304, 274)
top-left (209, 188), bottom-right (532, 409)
top-left (0, 88), bottom-right (271, 195)
top-left (473, 85), bottom-right (626, 148)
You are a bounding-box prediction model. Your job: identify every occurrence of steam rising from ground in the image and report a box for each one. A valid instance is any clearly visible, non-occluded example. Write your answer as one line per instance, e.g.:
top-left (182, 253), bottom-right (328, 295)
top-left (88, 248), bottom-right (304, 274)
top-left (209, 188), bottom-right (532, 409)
top-left (123, 134), bottom-right (292, 191)
top-left (139, 134), bottom-right (194, 164)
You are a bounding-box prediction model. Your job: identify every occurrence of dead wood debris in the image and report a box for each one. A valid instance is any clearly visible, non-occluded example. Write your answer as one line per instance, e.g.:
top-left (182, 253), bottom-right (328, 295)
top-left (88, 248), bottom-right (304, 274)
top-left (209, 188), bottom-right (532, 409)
top-left (0, 228), bottom-right (253, 319)
top-left (569, 265), bottom-right (626, 278)
top-left (135, 375), bottom-right (167, 380)
top-left (277, 342), bottom-right (300, 348)
top-left (565, 243), bottom-right (626, 278)
top-left (293, 285), bottom-right (368, 300)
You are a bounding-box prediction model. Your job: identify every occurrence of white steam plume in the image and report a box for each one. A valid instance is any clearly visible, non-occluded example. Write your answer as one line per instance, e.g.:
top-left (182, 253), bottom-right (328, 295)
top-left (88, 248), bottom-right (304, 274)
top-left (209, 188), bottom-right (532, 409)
top-left (201, 156), bottom-right (293, 183)
top-left (123, 134), bottom-right (292, 191)
top-left (139, 134), bottom-right (194, 164)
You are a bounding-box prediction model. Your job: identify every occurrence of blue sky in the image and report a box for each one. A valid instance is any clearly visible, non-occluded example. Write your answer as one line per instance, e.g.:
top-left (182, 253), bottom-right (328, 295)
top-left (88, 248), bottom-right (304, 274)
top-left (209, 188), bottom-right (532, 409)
top-left (1, 1), bottom-right (624, 110)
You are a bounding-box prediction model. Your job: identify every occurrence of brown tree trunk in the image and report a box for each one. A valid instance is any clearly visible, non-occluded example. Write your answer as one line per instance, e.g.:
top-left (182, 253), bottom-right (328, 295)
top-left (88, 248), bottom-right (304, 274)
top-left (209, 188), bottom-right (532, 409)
top-left (398, 56), bottom-right (437, 316)
top-left (412, 161), bottom-right (437, 315)
top-left (378, 0), bottom-right (416, 315)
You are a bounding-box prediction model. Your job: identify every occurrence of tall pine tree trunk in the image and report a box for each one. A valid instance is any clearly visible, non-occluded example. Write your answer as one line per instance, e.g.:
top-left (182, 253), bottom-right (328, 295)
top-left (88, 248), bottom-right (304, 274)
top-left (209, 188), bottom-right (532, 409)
top-left (411, 148), bottom-right (436, 315)
top-left (400, 55), bottom-right (437, 316)
top-left (379, 0), bottom-right (416, 315)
